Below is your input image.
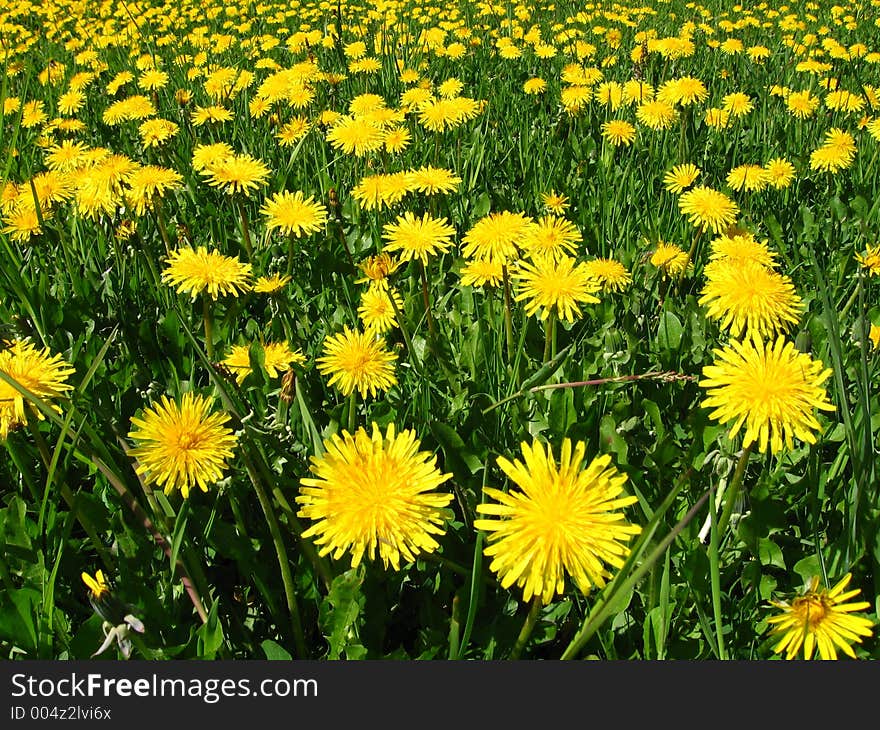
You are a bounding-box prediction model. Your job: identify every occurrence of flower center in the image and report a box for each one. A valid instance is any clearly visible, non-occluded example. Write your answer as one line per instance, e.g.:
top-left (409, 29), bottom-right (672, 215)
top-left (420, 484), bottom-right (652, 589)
top-left (177, 431), bottom-right (200, 450)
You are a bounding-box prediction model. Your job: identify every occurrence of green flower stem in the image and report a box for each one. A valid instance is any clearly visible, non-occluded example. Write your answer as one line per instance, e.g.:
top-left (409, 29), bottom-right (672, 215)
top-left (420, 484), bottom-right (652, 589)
top-left (347, 389), bottom-right (357, 434)
top-left (236, 198), bottom-right (253, 260)
top-left (286, 232), bottom-right (297, 277)
top-left (708, 483), bottom-right (726, 660)
top-left (560, 475), bottom-right (706, 659)
top-left (510, 596), bottom-right (542, 660)
top-left (241, 448), bottom-right (307, 659)
top-left (716, 443), bottom-right (754, 539)
top-left (152, 200), bottom-right (172, 256)
top-left (388, 286), bottom-right (422, 375)
top-left (243, 437), bottom-right (333, 591)
top-left (543, 310), bottom-right (556, 363)
top-left (838, 275), bottom-right (861, 321)
top-left (502, 264), bottom-right (515, 363)
top-left (420, 260), bottom-right (437, 336)
top-left (202, 296), bottom-right (214, 362)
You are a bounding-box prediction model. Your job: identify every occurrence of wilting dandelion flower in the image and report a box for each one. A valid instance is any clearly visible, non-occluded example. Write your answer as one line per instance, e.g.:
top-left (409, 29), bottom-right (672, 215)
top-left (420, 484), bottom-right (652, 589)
top-left (700, 336), bottom-right (835, 454)
top-left (81, 570), bottom-right (110, 601)
top-left (162, 247), bottom-right (253, 300)
top-left (254, 273), bottom-right (292, 294)
top-left (0, 340), bottom-right (75, 439)
top-left (474, 439), bottom-right (641, 604)
top-left (766, 574), bottom-right (874, 660)
top-left (650, 241), bottom-right (690, 277)
top-left (127, 393), bottom-right (238, 498)
top-left (296, 423), bottom-right (453, 569)
top-left (221, 342), bottom-right (305, 384)
top-left (356, 253), bottom-right (403, 289)
top-left (316, 326), bottom-right (398, 398)
top-left (699, 260), bottom-right (803, 338)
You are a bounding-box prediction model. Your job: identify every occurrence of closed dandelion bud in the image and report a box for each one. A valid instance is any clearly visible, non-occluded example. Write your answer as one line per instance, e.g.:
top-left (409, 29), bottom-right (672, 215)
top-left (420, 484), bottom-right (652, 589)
top-left (280, 368), bottom-right (296, 403)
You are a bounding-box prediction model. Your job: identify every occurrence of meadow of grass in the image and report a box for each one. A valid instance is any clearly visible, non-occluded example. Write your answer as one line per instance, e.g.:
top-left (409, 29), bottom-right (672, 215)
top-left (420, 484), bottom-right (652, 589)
top-left (0, 0), bottom-right (879, 661)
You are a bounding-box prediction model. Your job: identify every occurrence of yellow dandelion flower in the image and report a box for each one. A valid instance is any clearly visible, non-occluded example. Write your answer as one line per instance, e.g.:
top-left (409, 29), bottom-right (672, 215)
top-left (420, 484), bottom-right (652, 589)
top-left (358, 286), bottom-right (403, 336)
top-left (541, 191), bottom-right (569, 215)
top-left (462, 211), bottom-right (534, 262)
top-left (221, 342), bottom-right (305, 384)
top-left (601, 119), bottom-right (636, 146)
top-left (699, 336), bottom-right (835, 454)
top-left (0, 340), bottom-right (75, 440)
top-left (512, 254), bottom-right (601, 323)
top-left (127, 392), bottom-right (237, 499)
top-left (520, 215), bottom-right (582, 260)
top-left (296, 423), bottom-right (453, 570)
top-left (203, 154), bottom-right (270, 196)
top-left (650, 241), bottom-right (691, 277)
top-left (663, 163), bottom-right (701, 194)
top-left (261, 190), bottom-right (328, 237)
top-left (407, 166), bottom-right (461, 195)
top-left (678, 186), bottom-right (740, 233)
top-left (474, 439), bottom-right (640, 605)
top-left (316, 326), bottom-right (398, 398)
top-left (727, 164), bottom-right (770, 192)
top-left (856, 244), bottom-right (880, 276)
top-left (583, 258), bottom-right (632, 292)
top-left (767, 574), bottom-right (874, 660)
top-left (326, 115), bottom-right (385, 156)
top-left (699, 259), bottom-right (803, 339)
top-left (162, 246), bottom-right (253, 300)
top-left (459, 258), bottom-right (505, 288)
top-left (764, 158), bottom-right (796, 189)
top-left (636, 99), bottom-right (677, 130)
top-left (382, 212), bottom-right (456, 265)
top-left (253, 273), bottom-right (292, 294)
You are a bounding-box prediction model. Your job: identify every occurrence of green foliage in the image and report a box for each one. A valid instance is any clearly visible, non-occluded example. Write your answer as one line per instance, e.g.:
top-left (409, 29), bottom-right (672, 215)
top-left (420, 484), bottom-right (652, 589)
top-left (0, 0), bottom-right (878, 662)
